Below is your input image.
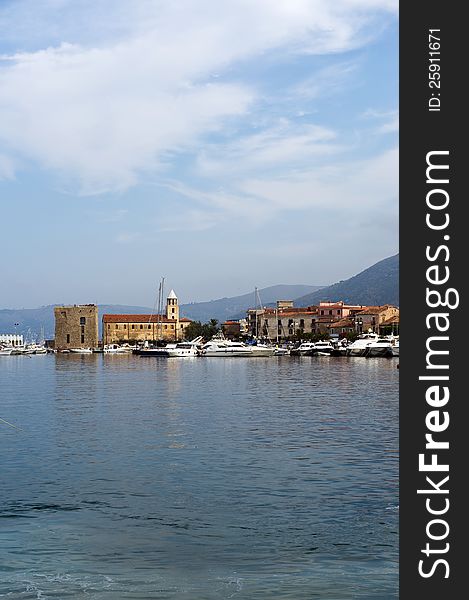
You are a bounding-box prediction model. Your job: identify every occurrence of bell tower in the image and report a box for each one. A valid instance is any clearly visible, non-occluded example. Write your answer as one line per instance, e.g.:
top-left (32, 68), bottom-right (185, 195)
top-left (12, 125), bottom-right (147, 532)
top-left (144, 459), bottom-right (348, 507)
top-left (166, 289), bottom-right (179, 321)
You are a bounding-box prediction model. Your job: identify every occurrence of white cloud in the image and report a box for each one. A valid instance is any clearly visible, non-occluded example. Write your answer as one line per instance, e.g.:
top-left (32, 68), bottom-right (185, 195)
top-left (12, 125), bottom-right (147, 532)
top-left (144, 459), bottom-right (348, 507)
top-left (0, 0), bottom-right (396, 193)
top-left (197, 120), bottom-right (341, 177)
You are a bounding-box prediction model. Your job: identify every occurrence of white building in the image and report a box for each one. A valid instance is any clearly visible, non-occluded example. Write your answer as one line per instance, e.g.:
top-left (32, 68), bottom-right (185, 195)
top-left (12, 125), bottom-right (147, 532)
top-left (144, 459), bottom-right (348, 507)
top-left (0, 334), bottom-right (24, 347)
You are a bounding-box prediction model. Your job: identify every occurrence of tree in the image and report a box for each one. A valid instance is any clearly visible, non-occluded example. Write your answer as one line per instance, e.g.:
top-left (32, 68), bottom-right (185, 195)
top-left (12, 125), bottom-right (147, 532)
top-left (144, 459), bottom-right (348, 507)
top-left (184, 319), bottom-right (220, 341)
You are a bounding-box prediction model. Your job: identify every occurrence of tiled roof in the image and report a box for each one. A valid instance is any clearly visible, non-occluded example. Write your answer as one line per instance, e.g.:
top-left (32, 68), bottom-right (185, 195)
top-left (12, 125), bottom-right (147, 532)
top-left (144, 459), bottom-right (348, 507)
top-left (381, 315), bottom-right (400, 325)
top-left (328, 318), bottom-right (354, 328)
top-left (356, 305), bottom-right (396, 315)
top-left (102, 314), bottom-right (191, 324)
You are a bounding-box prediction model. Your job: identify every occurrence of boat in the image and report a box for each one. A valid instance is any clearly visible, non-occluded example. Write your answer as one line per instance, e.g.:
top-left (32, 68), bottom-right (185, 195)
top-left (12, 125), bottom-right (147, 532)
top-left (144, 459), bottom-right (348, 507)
top-left (391, 338), bottom-right (399, 357)
top-left (346, 333), bottom-right (379, 357)
top-left (290, 342), bottom-right (316, 356)
top-left (250, 343), bottom-right (276, 357)
top-left (69, 348), bottom-right (93, 354)
top-left (0, 347), bottom-right (13, 356)
top-left (331, 339), bottom-right (349, 357)
top-left (134, 344), bottom-right (177, 357)
top-left (312, 340), bottom-right (334, 356)
top-left (103, 344), bottom-right (132, 354)
top-left (365, 337), bottom-right (394, 358)
top-left (200, 334), bottom-right (254, 357)
top-left (165, 337), bottom-right (203, 357)
top-left (273, 346), bottom-right (290, 356)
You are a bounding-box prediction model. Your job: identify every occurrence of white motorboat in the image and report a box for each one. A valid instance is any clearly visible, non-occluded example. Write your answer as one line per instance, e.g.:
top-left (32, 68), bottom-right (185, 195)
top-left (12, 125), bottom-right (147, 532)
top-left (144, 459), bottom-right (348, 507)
top-left (0, 347), bottom-right (13, 356)
top-left (165, 337), bottom-right (203, 357)
top-left (290, 342), bottom-right (316, 356)
top-left (312, 340), bottom-right (334, 356)
top-left (365, 337), bottom-right (394, 358)
top-left (201, 337), bottom-right (253, 357)
top-left (273, 346), bottom-right (290, 356)
top-left (103, 344), bottom-right (132, 353)
top-left (69, 348), bottom-right (93, 354)
top-left (346, 333), bottom-right (379, 357)
top-left (250, 343), bottom-right (276, 357)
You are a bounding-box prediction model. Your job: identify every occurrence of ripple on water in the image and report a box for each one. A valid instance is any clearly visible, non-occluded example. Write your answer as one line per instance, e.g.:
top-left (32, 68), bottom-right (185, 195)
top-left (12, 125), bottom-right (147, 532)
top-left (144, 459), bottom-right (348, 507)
top-left (0, 355), bottom-right (398, 599)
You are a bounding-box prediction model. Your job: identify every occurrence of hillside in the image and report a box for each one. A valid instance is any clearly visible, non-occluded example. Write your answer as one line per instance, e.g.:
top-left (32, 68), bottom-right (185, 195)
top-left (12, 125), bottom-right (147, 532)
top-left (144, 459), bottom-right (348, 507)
top-left (179, 284), bottom-right (322, 323)
top-left (293, 254), bottom-right (399, 308)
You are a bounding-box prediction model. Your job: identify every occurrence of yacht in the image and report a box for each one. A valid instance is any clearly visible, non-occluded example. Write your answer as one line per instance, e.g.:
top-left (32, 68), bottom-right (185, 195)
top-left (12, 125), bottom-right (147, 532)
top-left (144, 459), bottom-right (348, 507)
top-left (312, 340), bottom-right (334, 356)
top-left (346, 333), bottom-right (379, 357)
top-left (103, 344), bottom-right (132, 353)
top-left (0, 347), bottom-right (13, 356)
top-left (365, 337), bottom-right (394, 358)
top-left (200, 337), bottom-right (253, 357)
top-left (165, 337), bottom-right (203, 357)
top-left (290, 342), bottom-right (316, 356)
top-left (249, 342), bottom-right (276, 357)
top-left (134, 344), bottom-right (177, 357)
top-left (70, 348), bottom-right (93, 354)
top-left (391, 338), bottom-right (399, 357)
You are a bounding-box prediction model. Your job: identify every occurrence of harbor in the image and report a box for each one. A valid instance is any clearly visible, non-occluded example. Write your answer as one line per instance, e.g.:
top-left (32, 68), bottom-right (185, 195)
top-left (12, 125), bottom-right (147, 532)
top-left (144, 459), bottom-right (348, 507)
top-left (1, 289), bottom-right (399, 360)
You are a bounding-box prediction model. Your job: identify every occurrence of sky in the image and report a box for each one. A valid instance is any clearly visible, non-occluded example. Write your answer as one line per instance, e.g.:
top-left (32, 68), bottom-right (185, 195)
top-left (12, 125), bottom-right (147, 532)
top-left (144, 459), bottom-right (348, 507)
top-left (0, 0), bottom-right (398, 308)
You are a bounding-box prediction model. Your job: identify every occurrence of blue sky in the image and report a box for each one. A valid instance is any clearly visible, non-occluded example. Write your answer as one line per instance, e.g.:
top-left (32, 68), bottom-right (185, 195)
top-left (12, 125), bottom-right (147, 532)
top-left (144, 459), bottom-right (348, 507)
top-left (0, 0), bottom-right (398, 308)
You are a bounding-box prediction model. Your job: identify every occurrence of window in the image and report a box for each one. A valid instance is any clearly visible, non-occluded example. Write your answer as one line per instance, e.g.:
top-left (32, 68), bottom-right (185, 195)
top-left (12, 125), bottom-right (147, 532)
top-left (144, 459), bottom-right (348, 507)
top-left (132, 325), bottom-right (135, 329)
top-left (124, 325), bottom-right (126, 329)
top-left (337, 310), bottom-right (341, 315)
top-left (66, 334), bottom-right (70, 343)
top-left (148, 325), bottom-right (151, 329)
top-left (80, 317), bottom-right (86, 325)
top-left (116, 324), bottom-right (119, 329)
top-left (320, 310), bottom-right (324, 315)
top-left (107, 324), bottom-right (110, 329)
top-left (81, 335), bottom-right (85, 343)
top-left (329, 310), bottom-right (333, 315)
top-left (278, 319), bottom-right (281, 326)
top-left (299, 319), bottom-right (305, 327)
top-left (140, 325), bottom-right (143, 329)
top-left (172, 307), bottom-right (175, 313)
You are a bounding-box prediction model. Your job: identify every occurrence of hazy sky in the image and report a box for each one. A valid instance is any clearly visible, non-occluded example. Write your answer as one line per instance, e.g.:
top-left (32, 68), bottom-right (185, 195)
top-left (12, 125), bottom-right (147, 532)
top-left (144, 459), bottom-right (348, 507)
top-left (0, 0), bottom-right (398, 308)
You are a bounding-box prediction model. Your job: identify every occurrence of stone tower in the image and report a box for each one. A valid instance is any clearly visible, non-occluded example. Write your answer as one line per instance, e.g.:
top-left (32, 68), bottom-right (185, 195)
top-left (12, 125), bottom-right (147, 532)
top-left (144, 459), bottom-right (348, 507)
top-left (54, 304), bottom-right (99, 351)
top-left (166, 289), bottom-right (179, 321)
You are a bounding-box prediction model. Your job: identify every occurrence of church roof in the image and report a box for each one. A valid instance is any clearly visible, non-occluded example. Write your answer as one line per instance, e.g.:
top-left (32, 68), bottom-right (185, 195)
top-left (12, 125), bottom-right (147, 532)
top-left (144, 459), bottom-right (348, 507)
top-left (167, 289), bottom-right (177, 299)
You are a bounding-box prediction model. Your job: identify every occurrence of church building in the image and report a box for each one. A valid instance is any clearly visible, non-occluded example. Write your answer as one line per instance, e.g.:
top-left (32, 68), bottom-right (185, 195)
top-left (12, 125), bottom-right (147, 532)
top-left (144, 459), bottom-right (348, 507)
top-left (102, 290), bottom-right (192, 344)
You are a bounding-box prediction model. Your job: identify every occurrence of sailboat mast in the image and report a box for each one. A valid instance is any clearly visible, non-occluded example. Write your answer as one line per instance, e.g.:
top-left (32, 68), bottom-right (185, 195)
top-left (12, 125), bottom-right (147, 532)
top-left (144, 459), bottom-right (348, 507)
top-left (254, 287), bottom-right (258, 338)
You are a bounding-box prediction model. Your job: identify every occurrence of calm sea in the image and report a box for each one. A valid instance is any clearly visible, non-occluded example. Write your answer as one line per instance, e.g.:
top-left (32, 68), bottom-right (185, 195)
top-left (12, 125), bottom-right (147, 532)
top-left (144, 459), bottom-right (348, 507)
top-left (0, 355), bottom-right (398, 599)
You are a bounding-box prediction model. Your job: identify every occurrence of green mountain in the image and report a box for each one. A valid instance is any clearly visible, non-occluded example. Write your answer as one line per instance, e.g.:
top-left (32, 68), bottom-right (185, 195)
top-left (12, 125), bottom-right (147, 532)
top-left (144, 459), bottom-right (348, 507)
top-left (293, 254), bottom-right (399, 308)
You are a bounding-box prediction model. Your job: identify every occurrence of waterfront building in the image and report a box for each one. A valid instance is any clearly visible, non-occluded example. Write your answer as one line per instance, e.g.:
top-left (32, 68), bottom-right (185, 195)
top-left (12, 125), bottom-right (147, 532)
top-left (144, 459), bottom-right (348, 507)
top-left (0, 333), bottom-right (24, 347)
top-left (354, 305), bottom-right (400, 334)
top-left (247, 300), bottom-right (364, 340)
top-left (54, 304), bottom-right (99, 351)
top-left (327, 318), bottom-right (356, 337)
top-left (102, 290), bottom-right (192, 344)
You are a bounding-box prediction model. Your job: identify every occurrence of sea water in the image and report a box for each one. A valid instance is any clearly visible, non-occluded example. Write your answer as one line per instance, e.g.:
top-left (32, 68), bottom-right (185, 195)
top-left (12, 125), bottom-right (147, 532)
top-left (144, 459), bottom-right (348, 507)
top-left (0, 354), bottom-right (398, 599)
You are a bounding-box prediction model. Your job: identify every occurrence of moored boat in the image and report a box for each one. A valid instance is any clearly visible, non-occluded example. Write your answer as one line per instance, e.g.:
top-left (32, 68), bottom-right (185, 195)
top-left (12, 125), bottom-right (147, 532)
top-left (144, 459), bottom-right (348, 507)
top-left (165, 337), bottom-right (203, 357)
top-left (290, 342), bottom-right (316, 356)
top-left (312, 340), bottom-right (334, 356)
top-left (346, 333), bottom-right (379, 357)
top-left (365, 337), bottom-right (394, 358)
